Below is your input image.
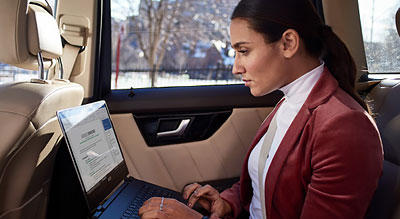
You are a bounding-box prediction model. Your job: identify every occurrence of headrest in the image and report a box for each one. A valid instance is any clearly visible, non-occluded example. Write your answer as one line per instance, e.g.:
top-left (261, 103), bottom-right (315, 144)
top-left (0, 0), bottom-right (62, 71)
top-left (396, 8), bottom-right (400, 37)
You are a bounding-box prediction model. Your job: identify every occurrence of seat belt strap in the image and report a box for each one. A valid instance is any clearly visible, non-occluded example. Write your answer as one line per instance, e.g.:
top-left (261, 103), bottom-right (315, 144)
top-left (60, 43), bottom-right (81, 80)
top-left (258, 112), bottom-right (278, 219)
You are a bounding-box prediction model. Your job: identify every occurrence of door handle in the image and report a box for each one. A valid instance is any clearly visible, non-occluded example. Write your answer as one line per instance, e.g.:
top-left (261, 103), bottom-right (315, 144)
top-left (157, 119), bottom-right (190, 138)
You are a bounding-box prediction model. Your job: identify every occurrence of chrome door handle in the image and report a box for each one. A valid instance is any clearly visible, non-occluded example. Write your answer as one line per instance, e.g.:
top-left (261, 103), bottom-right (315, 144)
top-left (156, 119), bottom-right (191, 138)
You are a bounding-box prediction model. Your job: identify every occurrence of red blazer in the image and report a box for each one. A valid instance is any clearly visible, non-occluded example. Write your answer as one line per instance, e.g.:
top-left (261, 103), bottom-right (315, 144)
top-left (220, 68), bottom-right (383, 219)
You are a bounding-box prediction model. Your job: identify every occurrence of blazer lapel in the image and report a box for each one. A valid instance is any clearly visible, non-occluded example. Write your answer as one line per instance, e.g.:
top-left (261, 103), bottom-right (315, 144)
top-left (264, 104), bottom-right (312, 217)
top-left (264, 68), bottom-right (339, 218)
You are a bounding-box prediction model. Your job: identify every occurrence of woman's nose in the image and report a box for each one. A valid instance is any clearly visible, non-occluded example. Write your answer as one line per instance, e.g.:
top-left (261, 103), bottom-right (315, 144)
top-left (232, 58), bottom-right (244, 75)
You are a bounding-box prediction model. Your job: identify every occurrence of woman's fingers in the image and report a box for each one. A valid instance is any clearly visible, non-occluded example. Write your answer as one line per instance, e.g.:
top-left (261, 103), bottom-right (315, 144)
top-left (140, 209), bottom-right (165, 219)
top-left (139, 197), bottom-right (169, 217)
top-left (142, 197), bottom-right (163, 206)
top-left (183, 183), bottom-right (201, 199)
top-left (190, 184), bottom-right (218, 200)
top-left (140, 197), bottom-right (203, 219)
top-left (197, 198), bottom-right (212, 211)
top-left (139, 202), bottom-right (159, 216)
top-left (187, 184), bottom-right (218, 208)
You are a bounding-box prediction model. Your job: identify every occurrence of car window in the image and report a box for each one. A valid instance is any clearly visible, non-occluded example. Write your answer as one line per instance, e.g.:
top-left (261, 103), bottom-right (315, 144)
top-left (110, 0), bottom-right (241, 89)
top-left (358, 0), bottom-right (400, 73)
top-left (0, 0), bottom-right (58, 85)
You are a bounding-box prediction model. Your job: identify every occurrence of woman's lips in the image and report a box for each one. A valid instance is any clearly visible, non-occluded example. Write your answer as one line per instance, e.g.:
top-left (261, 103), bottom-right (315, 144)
top-left (243, 79), bottom-right (251, 87)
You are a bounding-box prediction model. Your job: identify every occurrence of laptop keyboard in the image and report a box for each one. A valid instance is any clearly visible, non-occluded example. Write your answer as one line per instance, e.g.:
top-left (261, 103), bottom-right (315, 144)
top-left (121, 184), bottom-right (181, 219)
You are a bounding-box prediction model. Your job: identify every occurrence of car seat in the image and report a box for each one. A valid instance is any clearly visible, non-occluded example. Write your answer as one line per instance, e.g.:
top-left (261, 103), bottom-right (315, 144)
top-left (365, 7), bottom-right (400, 219)
top-left (0, 0), bottom-right (84, 218)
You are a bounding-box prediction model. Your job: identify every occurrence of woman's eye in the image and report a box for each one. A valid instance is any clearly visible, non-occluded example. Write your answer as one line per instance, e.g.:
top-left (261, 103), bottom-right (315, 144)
top-left (238, 50), bottom-right (248, 55)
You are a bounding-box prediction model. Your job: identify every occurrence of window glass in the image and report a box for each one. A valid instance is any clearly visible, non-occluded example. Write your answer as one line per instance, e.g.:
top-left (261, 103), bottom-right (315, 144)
top-left (358, 0), bottom-right (400, 73)
top-left (0, 0), bottom-right (58, 84)
top-left (111, 0), bottom-right (241, 89)
top-left (47, 0), bottom-right (57, 13)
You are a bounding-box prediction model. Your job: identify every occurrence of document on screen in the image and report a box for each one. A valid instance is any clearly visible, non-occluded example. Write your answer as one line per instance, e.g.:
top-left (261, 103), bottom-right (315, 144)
top-left (60, 104), bottom-right (124, 192)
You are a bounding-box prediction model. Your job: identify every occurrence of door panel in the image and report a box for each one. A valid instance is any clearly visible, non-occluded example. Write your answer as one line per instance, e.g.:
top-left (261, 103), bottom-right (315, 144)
top-left (111, 107), bottom-right (272, 191)
top-left (105, 85), bottom-right (282, 192)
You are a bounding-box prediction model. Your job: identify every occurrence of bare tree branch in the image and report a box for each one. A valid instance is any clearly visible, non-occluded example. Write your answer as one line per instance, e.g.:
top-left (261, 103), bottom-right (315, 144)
top-left (156, 0), bottom-right (180, 68)
top-left (119, 0), bottom-right (238, 85)
top-left (131, 16), bottom-right (150, 62)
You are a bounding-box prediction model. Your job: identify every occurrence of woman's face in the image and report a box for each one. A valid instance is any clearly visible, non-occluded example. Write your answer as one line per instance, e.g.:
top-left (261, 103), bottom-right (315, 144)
top-left (230, 19), bottom-right (289, 97)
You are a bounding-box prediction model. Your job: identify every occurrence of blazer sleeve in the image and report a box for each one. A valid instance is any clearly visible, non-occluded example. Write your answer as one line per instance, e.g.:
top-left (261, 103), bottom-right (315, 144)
top-left (220, 181), bottom-right (242, 218)
top-left (300, 111), bottom-right (383, 219)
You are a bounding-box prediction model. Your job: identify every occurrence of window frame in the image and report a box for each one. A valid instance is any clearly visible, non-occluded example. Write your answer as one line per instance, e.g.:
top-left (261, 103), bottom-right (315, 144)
top-left (357, 0), bottom-right (400, 76)
top-left (94, 0), bottom-right (326, 101)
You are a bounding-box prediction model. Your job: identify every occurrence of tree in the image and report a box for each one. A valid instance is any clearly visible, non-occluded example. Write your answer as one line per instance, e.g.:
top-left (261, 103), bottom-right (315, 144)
top-left (115, 0), bottom-right (239, 86)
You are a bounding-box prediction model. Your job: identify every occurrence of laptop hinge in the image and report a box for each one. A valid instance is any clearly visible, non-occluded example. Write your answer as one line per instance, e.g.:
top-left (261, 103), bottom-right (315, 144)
top-left (92, 206), bottom-right (104, 218)
top-left (91, 179), bottom-right (130, 218)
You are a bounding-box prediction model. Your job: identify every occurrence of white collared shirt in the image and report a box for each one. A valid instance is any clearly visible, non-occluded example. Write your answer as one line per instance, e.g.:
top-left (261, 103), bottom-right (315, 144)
top-left (248, 63), bottom-right (325, 219)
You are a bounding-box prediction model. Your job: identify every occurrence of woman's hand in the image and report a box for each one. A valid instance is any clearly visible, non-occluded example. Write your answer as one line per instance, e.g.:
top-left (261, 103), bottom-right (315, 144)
top-left (183, 183), bottom-right (232, 218)
top-left (139, 197), bottom-right (203, 219)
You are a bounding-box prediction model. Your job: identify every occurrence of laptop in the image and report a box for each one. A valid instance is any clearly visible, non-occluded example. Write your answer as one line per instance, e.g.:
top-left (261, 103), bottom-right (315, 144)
top-left (56, 100), bottom-right (185, 218)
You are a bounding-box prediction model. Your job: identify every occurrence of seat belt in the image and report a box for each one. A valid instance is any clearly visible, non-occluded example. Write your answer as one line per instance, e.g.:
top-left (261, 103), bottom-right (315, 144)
top-left (60, 43), bottom-right (81, 80)
top-left (48, 43), bottom-right (81, 81)
top-left (56, 16), bottom-right (89, 80)
top-left (258, 112), bottom-right (278, 219)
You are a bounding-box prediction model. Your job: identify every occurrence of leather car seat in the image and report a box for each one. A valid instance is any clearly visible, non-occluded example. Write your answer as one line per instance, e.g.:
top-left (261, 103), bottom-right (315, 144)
top-left (365, 7), bottom-right (400, 219)
top-left (0, 0), bottom-right (84, 218)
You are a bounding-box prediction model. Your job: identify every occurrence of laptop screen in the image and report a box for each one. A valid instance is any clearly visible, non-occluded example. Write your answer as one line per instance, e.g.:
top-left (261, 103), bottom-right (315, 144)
top-left (57, 100), bottom-right (124, 193)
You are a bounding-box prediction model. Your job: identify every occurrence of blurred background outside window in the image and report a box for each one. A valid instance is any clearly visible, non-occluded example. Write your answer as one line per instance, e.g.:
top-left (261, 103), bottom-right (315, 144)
top-left (111, 0), bottom-right (241, 89)
top-left (358, 0), bottom-right (400, 73)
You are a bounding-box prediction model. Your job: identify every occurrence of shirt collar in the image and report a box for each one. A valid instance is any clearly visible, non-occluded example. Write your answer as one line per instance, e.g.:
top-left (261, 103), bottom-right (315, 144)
top-left (279, 62), bottom-right (325, 104)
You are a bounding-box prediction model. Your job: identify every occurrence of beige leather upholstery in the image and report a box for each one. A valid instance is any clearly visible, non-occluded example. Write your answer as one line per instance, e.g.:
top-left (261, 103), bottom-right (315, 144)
top-left (0, 0), bottom-right (62, 70)
top-left (0, 82), bottom-right (84, 219)
top-left (27, 4), bottom-right (63, 60)
top-left (111, 108), bottom-right (272, 192)
top-left (0, 0), bottom-right (84, 218)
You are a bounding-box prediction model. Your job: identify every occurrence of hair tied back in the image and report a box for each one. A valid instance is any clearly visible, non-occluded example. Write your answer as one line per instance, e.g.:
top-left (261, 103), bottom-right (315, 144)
top-left (320, 25), bottom-right (333, 39)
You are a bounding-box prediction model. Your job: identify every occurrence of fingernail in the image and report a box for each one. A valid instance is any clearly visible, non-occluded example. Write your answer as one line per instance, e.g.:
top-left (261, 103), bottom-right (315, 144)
top-left (188, 203), bottom-right (192, 207)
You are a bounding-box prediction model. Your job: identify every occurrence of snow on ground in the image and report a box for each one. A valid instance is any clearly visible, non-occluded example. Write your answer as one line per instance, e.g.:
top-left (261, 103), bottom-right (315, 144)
top-left (111, 72), bottom-right (242, 89)
top-left (0, 71), bottom-right (242, 88)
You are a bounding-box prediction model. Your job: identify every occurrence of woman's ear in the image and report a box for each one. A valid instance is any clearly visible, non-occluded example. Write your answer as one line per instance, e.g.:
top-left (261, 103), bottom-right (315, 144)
top-left (281, 29), bottom-right (299, 59)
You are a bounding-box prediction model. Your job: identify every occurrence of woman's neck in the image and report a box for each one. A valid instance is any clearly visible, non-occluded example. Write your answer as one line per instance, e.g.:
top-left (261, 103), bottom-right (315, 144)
top-left (283, 54), bottom-right (321, 86)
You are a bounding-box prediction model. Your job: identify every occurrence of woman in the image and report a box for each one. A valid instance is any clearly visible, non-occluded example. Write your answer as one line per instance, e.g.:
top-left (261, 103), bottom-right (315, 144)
top-left (139, 0), bottom-right (383, 218)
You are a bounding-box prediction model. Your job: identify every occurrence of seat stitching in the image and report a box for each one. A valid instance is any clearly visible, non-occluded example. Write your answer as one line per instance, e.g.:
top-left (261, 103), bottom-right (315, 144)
top-left (228, 111), bottom-right (247, 154)
top-left (183, 145), bottom-right (204, 181)
top-left (210, 137), bottom-right (230, 179)
top-left (155, 149), bottom-right (179, 191)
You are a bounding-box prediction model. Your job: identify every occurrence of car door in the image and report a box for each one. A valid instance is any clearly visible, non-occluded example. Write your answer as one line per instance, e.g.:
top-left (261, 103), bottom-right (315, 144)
top-left (105, 85), bottom-right (281, 192)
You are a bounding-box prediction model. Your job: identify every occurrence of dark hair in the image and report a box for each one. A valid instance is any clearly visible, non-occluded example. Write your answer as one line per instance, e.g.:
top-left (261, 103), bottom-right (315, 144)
top-left (231, 0), bottom-right (368, 111)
